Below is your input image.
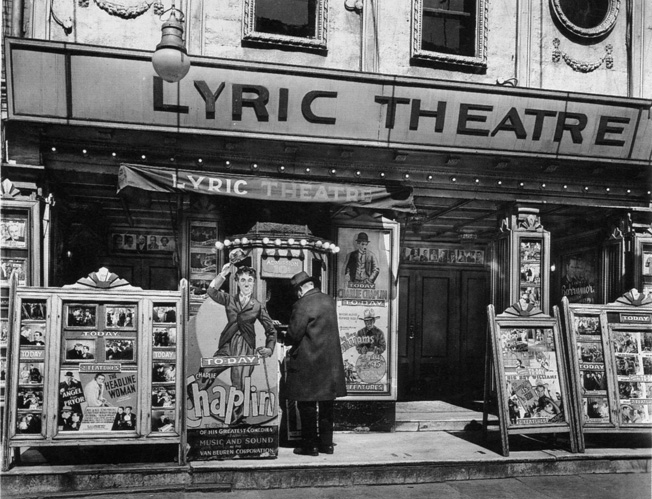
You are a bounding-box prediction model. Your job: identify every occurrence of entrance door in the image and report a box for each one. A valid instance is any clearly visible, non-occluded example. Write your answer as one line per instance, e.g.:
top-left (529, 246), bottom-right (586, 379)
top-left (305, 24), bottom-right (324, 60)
top-left (398, 268), bottom-right (488, 403)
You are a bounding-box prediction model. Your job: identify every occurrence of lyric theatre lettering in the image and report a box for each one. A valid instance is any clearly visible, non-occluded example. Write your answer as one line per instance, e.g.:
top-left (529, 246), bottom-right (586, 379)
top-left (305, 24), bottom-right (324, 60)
top-left (154, 77), bottom-right (632, 148)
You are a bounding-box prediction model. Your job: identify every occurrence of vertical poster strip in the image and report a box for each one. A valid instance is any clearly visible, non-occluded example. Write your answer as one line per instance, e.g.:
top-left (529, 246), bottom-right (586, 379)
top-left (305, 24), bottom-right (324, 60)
top-left (185, 298), bottom-right (279, 460)
top-left (336, 227), bottom-right (393, 397)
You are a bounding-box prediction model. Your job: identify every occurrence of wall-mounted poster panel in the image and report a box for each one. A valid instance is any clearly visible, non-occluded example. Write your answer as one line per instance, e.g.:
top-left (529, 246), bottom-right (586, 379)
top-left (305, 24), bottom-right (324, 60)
top-left (485, 303), bottom-right (578, 457)
top-left (335, 220), bottom-right (398, 400)
top-left (560, 248), bottom-right (598, 304)
top-left (560, 290), bottom-right (652, 451)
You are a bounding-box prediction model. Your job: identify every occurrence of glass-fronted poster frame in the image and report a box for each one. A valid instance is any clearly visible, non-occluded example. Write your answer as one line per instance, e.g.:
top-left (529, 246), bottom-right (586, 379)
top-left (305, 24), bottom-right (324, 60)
top-left (560, 292), bottom-right (652, 452)
top-left (560, 248), bottom-right (599, 304)
top-left (2, 269), bottom-right (187, 471)
top-left (486, 304), bottom-right (577, 456)
top-left (334, 220), bottom-right (399, 400)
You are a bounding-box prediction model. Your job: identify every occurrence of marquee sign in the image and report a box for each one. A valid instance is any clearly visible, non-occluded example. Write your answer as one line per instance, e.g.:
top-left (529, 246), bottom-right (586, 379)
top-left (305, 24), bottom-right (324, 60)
top-left (5, 38), bottom-right (652, 165)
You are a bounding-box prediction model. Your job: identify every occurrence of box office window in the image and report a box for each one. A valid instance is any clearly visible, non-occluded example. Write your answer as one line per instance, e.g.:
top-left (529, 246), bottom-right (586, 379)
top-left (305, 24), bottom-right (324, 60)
top-left (243, 0), bottom-right (328, 51)
top-left (412, 0), bottom-right (487, 68)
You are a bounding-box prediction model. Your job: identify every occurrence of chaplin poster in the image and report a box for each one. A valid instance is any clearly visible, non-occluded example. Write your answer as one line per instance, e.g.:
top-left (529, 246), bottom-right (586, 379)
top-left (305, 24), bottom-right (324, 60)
top-left (336, 227), bottom-right (393, 397)
top-left (185, 293), bottom-right (280, 460)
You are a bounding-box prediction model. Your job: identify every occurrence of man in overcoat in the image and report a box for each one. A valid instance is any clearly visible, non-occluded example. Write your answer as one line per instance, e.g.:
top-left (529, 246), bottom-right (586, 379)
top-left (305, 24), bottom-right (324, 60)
top-left (286, 271), bottom-right (347, 456)
top-left (201, 262), bottom-right (276, 424)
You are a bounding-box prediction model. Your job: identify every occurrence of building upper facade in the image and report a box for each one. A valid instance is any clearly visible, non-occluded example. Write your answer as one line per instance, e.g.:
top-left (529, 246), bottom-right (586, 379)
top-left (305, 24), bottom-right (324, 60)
top-left (12, 0), bottom-right (649, 99)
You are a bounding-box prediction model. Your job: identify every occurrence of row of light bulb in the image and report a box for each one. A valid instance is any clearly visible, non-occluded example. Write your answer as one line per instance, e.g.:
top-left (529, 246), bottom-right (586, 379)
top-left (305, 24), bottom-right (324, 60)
top-left (215, 238), bottom-right (340, 253)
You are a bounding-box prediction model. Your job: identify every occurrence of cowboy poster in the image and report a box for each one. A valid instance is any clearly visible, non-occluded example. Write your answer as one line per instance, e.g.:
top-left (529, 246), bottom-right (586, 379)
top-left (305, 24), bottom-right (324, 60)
top-left (336, 227), bottom-right (393, 397)
top-left (185, 286), bottom-right (280, 461)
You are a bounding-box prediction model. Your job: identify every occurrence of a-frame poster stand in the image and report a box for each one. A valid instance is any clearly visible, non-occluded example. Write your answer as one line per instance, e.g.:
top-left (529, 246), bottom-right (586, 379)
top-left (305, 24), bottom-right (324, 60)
top-left (559, 290), bottom-right (652, 453)
top-left (483, 302), bottom-right (579, 456)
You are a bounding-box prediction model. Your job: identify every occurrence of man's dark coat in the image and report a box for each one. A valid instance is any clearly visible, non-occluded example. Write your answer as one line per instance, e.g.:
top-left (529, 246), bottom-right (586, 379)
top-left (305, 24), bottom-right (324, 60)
top-left (285, 288), bottom-right (347, 401)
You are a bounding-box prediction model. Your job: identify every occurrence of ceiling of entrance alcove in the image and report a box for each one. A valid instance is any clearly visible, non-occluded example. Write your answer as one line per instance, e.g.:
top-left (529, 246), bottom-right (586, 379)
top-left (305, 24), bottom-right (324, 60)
top-left (25, 123), bottom-right (650, 247)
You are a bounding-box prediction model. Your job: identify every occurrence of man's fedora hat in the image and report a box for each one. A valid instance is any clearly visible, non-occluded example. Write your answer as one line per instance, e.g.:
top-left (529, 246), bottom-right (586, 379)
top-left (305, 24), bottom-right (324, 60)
top-left (65, 372), bottom-right (74, 377)
top-left (290, 271), bottom-right (319, 289)
top-left (359, 308), bottom-right (380, 320)
top-left (355, 232), bottom-right (370, 242)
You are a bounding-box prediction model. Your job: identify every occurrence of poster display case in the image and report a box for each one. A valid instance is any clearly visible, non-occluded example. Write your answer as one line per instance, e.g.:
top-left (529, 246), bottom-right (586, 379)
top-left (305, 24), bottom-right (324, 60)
top-left (484, 302), bottom-right (578, 456)
top-left (1, 184), bottom-right (45, 427)
top-left (1, 268), bottom-right (187, 470)
top-left (182, 217), bottom-right (222, 316)
top-left (559, 290), bottom-right (652, 451)
top-left (334, 219), bottom-right (399, 400)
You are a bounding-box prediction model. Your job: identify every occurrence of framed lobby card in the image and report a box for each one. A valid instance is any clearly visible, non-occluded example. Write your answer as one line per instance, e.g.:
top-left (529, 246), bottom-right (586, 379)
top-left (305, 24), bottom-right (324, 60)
top-left (485, 304), bottom-right (577, 457)
top-left (334, 219), bottom-right (399, 400)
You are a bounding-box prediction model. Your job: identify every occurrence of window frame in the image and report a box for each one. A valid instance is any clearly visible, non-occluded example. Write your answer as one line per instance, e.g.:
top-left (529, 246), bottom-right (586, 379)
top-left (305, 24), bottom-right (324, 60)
top-left (242, 0), bottom-right (329, 51)
top-left (549, 0), bottom-right (620, 39)
top-left (411, 0), bottom-right (487, 68)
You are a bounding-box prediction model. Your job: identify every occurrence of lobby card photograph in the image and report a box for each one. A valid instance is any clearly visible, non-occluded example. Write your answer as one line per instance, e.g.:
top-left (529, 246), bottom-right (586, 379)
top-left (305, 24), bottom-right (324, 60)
top-left (189, 221), bottom-right (218, 248)
top-left (57, 368), bottom-right (139, 433)
top-left (65, 304), bottom-right (97, 328)
top-left (0, 218), bottom-right (27, 248)
top-left (105, 305), bottom-right (137, 329)
top-left (109, 230), bottom-right (175, 254)
top-left (498, 327), bottom-right (567, 426)
top-left (0, 257), bottom-right (27, 286)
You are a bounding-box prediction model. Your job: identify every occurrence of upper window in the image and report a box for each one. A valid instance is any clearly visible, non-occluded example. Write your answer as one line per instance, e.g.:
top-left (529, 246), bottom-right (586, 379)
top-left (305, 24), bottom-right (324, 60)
top-left (412, 0), bottom-right (487, 68)
top-left (243, 0), bottom-right (328, 51)
top-left (550, 0), bottom-right (620, 39)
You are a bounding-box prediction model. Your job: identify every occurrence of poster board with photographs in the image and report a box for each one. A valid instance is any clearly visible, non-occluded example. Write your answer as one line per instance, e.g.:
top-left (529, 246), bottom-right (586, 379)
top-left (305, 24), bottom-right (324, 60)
top-left (560, 291), bottom-right (652, 451)
top-left (2, 269), bottom-right (187, 470)
top-left (485, 303), bottom-right (578, 457)
top-left (109, 229), bottom-right (176, 256)
top-left (183, 218), bottom-right (222, 316)
top-left (334, 219), bottom-right (399, 400)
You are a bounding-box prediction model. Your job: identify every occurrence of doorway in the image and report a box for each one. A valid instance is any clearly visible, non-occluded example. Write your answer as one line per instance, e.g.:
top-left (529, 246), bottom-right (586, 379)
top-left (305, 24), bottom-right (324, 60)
top-left (398, 267), bottom-right (488, 404)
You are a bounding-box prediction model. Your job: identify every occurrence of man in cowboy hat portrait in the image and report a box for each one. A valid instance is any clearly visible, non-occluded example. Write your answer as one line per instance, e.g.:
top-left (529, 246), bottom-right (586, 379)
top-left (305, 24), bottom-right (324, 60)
top-left (343, 232), bottom-right (380, 285)
top-left (285, 270), bottom-right (347, 456)
top-left (355, 308), bottom-right (386, 356)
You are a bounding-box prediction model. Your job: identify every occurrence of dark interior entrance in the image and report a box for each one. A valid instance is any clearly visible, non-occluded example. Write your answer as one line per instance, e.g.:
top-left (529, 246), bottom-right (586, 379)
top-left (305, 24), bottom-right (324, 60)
top-left (398, 267), bottom-right (488, 404)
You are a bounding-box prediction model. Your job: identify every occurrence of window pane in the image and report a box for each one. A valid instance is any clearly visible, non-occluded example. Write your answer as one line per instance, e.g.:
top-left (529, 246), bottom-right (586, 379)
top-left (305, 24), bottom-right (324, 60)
top-left (255, 0), bottom-right (317, 38)
top-left (558, 0), bottom-right (609, 29)
top-left (421, 0), bottom-right (476, 57)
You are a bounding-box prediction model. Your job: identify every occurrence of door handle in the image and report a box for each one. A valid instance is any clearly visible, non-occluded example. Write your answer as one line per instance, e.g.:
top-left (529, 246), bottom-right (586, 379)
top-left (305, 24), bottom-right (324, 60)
top-left (409, 322), bottom-right (415, 340)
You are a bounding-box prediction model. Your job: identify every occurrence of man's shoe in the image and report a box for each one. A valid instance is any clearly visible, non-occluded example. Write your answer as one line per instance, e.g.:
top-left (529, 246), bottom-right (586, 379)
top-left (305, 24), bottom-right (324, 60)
top-left (293, 446), bottom-right (319, 456)
top-left (318, 444), bottom-right (334, 454)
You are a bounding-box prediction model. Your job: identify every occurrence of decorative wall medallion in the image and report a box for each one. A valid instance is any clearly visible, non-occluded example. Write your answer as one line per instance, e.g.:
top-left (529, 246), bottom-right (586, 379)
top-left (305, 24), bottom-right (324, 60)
top-left (550, 0), bottom-right (620, 39)
top-left (552, 38), bottom-right (613, 72)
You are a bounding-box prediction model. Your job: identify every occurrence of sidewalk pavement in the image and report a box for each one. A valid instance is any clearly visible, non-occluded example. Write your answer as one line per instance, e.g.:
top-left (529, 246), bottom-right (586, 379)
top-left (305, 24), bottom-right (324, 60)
top-left (1, 429), bottom-right (650, 498)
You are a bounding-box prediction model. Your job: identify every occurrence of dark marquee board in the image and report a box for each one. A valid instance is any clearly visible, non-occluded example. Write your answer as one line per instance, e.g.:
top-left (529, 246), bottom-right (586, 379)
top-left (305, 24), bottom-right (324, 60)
top-left (559, 290), bottom-right (652, 452)
top-left (484, 303), bottom-right (579, 457)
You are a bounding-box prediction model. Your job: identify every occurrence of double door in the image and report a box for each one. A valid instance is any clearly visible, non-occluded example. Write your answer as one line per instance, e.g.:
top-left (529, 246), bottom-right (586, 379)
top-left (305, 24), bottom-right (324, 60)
top-left (398, 268), bottom-right (488, 403)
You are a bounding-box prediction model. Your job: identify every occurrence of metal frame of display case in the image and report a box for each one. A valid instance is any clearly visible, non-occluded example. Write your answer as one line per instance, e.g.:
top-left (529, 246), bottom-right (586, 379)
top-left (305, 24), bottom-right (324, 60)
top-left (1, 268), bottom-right (187, 470)
top-left (559, 291), bottom-right (652, 452)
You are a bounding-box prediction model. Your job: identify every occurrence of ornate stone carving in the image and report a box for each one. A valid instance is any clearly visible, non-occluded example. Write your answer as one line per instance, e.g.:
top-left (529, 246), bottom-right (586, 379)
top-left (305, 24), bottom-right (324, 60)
top-left (552, 38), bottom-right (613, 73)
top-left (550, 0), bottom-right (620, 39)
top-left (93, 0), bottom-right (156, 19)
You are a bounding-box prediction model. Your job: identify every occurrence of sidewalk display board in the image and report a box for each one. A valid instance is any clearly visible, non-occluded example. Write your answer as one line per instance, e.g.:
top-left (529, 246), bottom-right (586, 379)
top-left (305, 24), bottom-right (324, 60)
top-left (334, 220), bottom-right (399, 400)
top-left (559, 290), bottom-right (652, 451)
top-left (484, 303), bottom-right (578, 456)
top-left (1, 268), bottom-right (187, 470)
